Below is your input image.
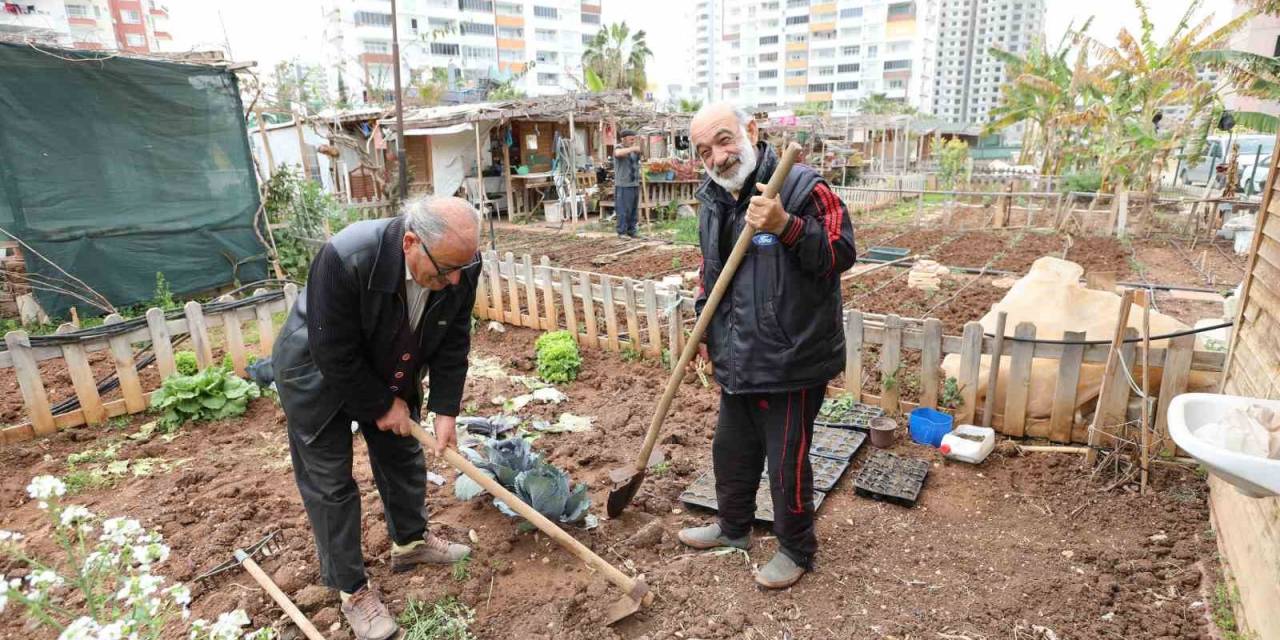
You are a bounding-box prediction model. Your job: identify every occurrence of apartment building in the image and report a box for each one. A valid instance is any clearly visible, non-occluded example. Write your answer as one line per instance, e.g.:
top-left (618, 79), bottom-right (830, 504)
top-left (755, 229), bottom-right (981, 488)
top-left (1225, 4), bottom-right (1280, 117)
top-left (322, 0), bottom-right (603, 105)
top-left (690, 0), bottom-right (938, 115)
top-left (932, 0), bottom-right (1045, 125)
top-left (0, 0), bottom-right (173, 52)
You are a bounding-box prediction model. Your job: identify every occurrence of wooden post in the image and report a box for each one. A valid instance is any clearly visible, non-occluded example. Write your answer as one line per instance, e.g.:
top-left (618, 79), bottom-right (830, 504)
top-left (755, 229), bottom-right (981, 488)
top-left (1156, 334), bottom-right (1194, 457)
top-left (1139, 291), bottom-right (1152, 493)
top-left (522, 254), bottom-right (538, 329)
top-left (146, 307), bottom-right (176, 379)
top-left (103, 314), bottom-right (145, 414)
top-left (667, 301), bottom-right (683, 370)
top-left (255, 107), bottom-right (275, 179)
top-left (601, 275), bottom-right (620, 351)
top-left (579, 271), bottom-right (599, 349)
top-left (956, 321), bottom-right (984, 425)
top-left (502, 122), bottom-right (515, 221)
top-left (5, 330), bottom-right (55, 436)
top-left (184, 301), bottom-right (214, 370)
top-left (474, 123), bottom-right (490, 227)
top-left (982, 311), bottom-right (1007, 428)
top-left (844, 311), bottom-right (864, 401)
top-left (1086, 289), bottom-right (1136, 464)
top-left (920, 317), bottom-right (942, 408)
top-left (218, 295), bottom-right (248, 376)
top-left (539, 256), bottom-right (557, 330)
top-left (1115, 189), bottom-right (1129, 238)
top-left (294, 115), bottom-right (310, 181)
top-left (1050, 331), bottom-right (1087, 443)
top-left (474, 262), bottom-right (490, 320)
top-left (1002, 322), bottom-right (1036, 437)
top-left (643, 280), bottom-right (661, 357)
top-left (252, 289), bottom-right (276, 357)
top-left (558, 270), bottom-right (579, 344)
top-left (283, 283), bottom-right (299, 313)
top-left (504, 252), bottom-right (520, 325)
top-left (484, 251), bottom-right (504, 322)
top-left (622, 278), bottom-right (642, 350)
top-left (879, 314), bottom-right (903, 413)
top-left (57, 323), bottom-right (105, 425)
top-left (1096, 328), bottom-right (1138, 452)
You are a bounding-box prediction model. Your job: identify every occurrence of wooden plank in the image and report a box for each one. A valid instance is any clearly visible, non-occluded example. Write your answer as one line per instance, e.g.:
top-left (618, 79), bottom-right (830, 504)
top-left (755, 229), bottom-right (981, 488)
top-left (217, 295), bottom-right (248, 376)
top-left (1207, 476), bottom-right (1280, 640)
top-left (1156, 334), bottom-right (1194, 457)
top-left (601, 275), bottom-right (621, 352)
top-left (919, 317), bottom-right (942, 409)
top-left (184, 301), bottom-right (214, 369)
top-left (505, 252), bottom-right (520, 325)
top-left (579, 271), bottom-right (599, 349)
top-left (878, 314), bottom-right (903, 413)
top-left (1049, 331), bottom-right (1086, 443)
top-left (982, 311), bottom-right (1007, 427)
top-left (103, 314), bottom-right (146, 414)
top-left (1095, 327), bottom-right (1138, 448)
top-left (844, 311), bottom-right (864, 402)
top-left (474, 260), bottom-right (490, 320)
top-left (2, 391), bottom-right (162, 445)
top-left (643, 280), bottom-right (662, 357)
top-left (1086, 290), bottom-right (1135, 461)
top-left (57, 323), bottom-right (105, 425)
top-left (252, 290), bottom-right (276, 356)
top-left (6, 331), bottom-right (55, 437)
top-left (956, 322), bottom-right (983, 425)
top-left (485, 251), bottom-right (504, 322)
top-left (522, 254), bottom-right (538, 329)
top-left (1002, 322), bottom-right (1036, 437)
top-left (622, 278), bottom-right (642, 350)
top-left (667, 301), bottom-right (683, 370)
top-left (145, 308), bottom-right (176, 379)
top-left (558, 270), bottom-right (579, 343)
top-left (539, 255), bottom-right (557, 330)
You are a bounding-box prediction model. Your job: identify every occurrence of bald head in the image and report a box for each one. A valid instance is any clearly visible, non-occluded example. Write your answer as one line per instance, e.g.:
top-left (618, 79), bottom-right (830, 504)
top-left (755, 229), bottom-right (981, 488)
top-left (402, 195), bottom-right (481, 290)
top-left (690, 102), bottom-right (759, 193)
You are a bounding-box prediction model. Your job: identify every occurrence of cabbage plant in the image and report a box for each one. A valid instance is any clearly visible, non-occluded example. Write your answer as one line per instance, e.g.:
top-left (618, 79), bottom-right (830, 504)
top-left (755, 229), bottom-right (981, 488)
top-left (454, 438), bottom-right (590, 525)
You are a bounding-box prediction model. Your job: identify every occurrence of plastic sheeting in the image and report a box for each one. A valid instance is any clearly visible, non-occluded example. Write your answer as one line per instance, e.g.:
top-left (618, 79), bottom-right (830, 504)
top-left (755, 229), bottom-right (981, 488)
top-left (0, 43), bottom-right (267, 316)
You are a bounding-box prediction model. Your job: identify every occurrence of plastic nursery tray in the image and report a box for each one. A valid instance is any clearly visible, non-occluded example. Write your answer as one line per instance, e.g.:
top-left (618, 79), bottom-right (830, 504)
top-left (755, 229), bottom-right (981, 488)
top-left (815, 400), bottom-right (885, 430)
top-left (810, 425), bottom-right (867, 461)
top-left (852, 451), bottom-right (930, 507)
top-left (679, 471), bottom-right (829, 523)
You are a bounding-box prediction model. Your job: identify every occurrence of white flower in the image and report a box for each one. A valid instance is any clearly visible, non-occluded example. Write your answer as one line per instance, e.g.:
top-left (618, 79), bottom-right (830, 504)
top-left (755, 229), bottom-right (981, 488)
top-left (57, 616), bottom-right (100, 640)
top-left (27, 475), bottom-right (66, 509)
top-left (115, 573), bottom-right (164, 604)
top-left (94, 619), bottom-right (134, 640)
top-left (59, 505), bottom-right (95, 529)
top-left (27, 568), bottom-right (64, 591)
top-left (167, 584), bottom-right (191, 606)
top-left (99, 517), bottom-right (145, 547)
top-left (130, 541), bottom-right (170, 567)
top-left (243, 630), bottom-right (275, 640)
top-left (0, 530), bottom-right (24, 543)
top-left (192, 610), bottom-right (252, 640)
top-left (0, 590), bottom-right (7, 614)
top-left (81, 550), bottom-right (120, 576)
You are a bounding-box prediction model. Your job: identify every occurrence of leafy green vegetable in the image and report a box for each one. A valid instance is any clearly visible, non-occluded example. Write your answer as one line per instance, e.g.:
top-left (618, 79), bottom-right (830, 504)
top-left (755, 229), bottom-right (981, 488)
top-left (454, 437), bottom-right (591, 525)
top-left (150, 364), bottom-right (261, 430)
top-left (534, 330), bottom-right (581, 383)
top-left (174, 351), bottom-right (199, 376)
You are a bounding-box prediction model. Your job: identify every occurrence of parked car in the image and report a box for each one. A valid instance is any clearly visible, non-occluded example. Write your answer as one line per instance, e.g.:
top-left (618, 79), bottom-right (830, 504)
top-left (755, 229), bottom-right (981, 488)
top-left (1180, 135), bottom-right (1274, 188)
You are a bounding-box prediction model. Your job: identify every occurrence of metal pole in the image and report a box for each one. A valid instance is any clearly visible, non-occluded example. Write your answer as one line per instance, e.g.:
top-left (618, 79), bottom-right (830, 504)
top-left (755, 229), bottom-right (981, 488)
top-left (391, 0), bottom-right (408, 201)
top-left (1247, 146), bottom-right (1263, 197)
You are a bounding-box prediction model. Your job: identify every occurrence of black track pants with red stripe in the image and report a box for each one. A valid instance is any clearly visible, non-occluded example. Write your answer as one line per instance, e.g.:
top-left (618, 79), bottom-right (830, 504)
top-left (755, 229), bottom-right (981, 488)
top-left (712, 385), bottom-right (825, 567)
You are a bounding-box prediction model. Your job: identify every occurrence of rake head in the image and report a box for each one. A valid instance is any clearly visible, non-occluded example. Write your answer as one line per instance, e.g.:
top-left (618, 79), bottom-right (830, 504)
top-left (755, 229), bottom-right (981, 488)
top-left (195, 530), bottom-right (286, 583)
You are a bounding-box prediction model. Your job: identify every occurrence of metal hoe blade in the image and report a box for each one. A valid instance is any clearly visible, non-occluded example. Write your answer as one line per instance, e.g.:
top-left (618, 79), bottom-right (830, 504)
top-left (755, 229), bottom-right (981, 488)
top-left (195, 530), bottom-right (285, 582)
top-left (606, 449), bottom-right (664, 518)
top-left (604, 581), bottom-right (652, 626)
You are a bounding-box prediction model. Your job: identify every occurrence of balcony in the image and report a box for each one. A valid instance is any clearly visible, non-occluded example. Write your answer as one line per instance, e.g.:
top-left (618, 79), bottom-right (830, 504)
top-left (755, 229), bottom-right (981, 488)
top-left (67, 17), bottom-right (97, 27)
top-left (359, 52), bottom-right (394, 65)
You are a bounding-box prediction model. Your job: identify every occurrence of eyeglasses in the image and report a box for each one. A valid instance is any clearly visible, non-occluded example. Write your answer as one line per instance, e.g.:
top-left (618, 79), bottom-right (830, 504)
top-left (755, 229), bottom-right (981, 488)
top-left (420, 243), bottom-right (481, 279)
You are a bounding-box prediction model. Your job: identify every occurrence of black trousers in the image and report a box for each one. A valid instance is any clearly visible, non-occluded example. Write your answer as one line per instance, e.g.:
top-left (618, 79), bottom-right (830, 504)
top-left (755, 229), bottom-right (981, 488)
top-left (287, 411), bottom-right (427, 593)
top-left (615, 185), bottom-right (639, 236)
top-left (713, 385), bottom-right (824, 567)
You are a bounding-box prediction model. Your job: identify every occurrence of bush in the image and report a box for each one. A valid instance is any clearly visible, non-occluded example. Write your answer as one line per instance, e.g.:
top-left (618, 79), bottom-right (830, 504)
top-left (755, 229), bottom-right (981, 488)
top-left (534, 330), bottom-right (581, 384)
top-left (1062, 170), bottom-right (1103, 194)
top-left (174, 351), bottom-right (198, 377)
top-left (150, 365), bottom-right (261, 430)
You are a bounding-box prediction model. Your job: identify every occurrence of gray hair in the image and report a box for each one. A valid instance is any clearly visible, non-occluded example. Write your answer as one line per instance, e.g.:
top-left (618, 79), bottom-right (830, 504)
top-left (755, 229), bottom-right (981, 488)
top-left (693, 102), bottom-right (753, 128)
top-left (401, 195), bottom-right (482, 247)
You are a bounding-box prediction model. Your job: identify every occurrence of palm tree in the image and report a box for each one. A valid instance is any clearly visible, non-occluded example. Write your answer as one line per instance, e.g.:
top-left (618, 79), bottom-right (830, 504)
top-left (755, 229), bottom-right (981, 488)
top-left (582, 22), bottom-right (653, 98)
top-left (856, 93), bottom-right (915, 115)
top-left (677, 98), bottom-right (703, 113)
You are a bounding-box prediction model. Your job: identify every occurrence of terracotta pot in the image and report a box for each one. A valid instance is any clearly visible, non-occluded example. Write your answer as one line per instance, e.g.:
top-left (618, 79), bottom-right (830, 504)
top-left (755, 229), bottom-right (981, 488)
top-left (869, 416), bottom-right (897, 448)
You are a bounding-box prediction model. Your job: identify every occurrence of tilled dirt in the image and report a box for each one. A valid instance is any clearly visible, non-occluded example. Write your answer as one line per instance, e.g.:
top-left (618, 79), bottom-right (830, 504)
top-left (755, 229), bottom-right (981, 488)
top-left (0, 326), bottom-right (1225, 640)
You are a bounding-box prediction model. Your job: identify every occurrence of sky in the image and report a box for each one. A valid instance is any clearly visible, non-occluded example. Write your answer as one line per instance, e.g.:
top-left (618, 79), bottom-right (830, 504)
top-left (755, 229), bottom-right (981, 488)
top-left (167, 0), bottom-right (1244, 92)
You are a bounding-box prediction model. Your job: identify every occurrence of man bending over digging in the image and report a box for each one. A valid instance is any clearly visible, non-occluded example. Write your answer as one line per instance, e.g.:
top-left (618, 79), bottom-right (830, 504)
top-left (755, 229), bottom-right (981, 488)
top-left (678, 103), bottom-right (856, 589)
top-left (273, 196), bottom-right (481, 640)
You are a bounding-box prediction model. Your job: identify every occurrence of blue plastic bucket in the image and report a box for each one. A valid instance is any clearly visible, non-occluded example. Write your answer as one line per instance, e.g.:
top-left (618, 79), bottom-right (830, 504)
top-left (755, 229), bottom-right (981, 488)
top-left (909, 407), bottom-right (954, 447)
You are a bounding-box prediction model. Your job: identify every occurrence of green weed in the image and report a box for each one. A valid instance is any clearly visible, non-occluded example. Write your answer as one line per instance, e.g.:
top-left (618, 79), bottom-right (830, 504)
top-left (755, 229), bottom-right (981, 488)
top-left (451, 556), bottom-right (471, 582)
top-left (620, 346), bottom-right (643, 363)
top-left (398, 597), bottom-right (476, 640)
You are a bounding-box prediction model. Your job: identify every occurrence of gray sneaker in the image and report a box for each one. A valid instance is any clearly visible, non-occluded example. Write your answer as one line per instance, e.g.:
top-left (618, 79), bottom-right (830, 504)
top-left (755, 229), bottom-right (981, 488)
top-left (676, 523), bottom-right (751, 550)
top-left (340, 585), bottom-right (399, 640)
top-left (754, 551), bottom-right (805, 589)
top-left (390, 532), bottom-right (471, 572)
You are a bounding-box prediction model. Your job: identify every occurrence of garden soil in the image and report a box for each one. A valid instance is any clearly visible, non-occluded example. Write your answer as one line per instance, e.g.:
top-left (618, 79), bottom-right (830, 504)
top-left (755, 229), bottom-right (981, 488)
top-left (0, 327), bottom-right (1227, 640)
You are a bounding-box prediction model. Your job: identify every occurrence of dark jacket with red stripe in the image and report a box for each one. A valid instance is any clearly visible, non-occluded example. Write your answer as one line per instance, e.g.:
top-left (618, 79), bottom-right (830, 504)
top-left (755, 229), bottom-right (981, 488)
top-left (695, 142), bottom-right (856, 394)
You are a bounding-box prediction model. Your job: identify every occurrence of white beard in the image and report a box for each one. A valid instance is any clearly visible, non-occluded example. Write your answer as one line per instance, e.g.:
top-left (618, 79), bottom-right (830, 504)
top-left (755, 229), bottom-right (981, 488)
top-left (706, 131), bottom-right (758, 193)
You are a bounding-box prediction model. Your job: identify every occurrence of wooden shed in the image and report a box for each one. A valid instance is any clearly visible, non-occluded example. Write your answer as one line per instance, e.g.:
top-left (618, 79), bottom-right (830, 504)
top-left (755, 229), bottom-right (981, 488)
top-left (1214, 130), bottom-right (1280, 640)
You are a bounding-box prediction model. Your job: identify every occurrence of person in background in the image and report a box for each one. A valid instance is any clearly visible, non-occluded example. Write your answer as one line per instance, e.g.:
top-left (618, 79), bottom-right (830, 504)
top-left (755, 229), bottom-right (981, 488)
top-left (613, 129), bottom-right (643, 239)
top-left (676, 103), bottom-right (856, 589)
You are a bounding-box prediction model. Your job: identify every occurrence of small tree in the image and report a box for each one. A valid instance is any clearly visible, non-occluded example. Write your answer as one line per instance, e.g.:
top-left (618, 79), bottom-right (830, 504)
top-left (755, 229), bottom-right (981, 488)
top-left (938, 139), bottom-right (970, 188)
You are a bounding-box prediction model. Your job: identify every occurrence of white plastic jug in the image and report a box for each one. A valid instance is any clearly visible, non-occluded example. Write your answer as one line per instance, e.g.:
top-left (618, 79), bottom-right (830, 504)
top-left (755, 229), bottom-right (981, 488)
top-left (939, 425), bottom-right (995, 464)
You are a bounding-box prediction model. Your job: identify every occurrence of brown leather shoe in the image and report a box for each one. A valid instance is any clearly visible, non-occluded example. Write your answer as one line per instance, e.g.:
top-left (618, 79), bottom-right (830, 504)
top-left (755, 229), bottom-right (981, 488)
top-left (340, 584), bottom-right (399, 640)
top-left (390, 532), bottom-right (472, 573)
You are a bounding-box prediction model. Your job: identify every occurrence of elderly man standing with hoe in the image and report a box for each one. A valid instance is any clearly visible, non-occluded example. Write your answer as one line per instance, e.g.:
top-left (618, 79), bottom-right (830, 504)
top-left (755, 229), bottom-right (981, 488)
top-left (272, 196), bottom-right (482, 640)
top-left (613, 129), bottom-right (643, 239)
top-left (677, 103), bottom-right (856, 588)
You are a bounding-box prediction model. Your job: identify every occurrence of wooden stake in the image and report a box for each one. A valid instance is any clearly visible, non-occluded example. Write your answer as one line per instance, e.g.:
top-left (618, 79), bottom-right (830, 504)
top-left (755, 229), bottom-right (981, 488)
top-left (104, 314), bottom-right (145, 414)
top-left (57, 323), bottom-right (105, 425)
top-left (1086, 289), bottom-right (1135, 466)
top-left (982, 311), bottom-right (1007, 428)
top-left (1138, 290), bottom-right (1152, 494)
top-left (579, 271), bottom-right (598, 349)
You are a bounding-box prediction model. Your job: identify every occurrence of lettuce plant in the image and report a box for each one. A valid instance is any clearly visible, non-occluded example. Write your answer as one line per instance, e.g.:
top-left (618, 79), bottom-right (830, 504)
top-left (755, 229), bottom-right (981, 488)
top-left (534, 331), bottom-right (581, 384)
top-left (150, 365), bottom-right (260, 430)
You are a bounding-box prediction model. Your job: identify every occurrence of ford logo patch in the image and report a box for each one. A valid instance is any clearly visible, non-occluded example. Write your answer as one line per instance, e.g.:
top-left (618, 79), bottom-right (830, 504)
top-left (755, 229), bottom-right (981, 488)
top-left (752, 233), bottom-right (778, 246)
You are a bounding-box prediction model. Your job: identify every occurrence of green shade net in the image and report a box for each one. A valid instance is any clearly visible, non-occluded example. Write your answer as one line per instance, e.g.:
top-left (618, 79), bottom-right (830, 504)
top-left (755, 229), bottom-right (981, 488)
top-left (0, 43), bottom-right (268, 317)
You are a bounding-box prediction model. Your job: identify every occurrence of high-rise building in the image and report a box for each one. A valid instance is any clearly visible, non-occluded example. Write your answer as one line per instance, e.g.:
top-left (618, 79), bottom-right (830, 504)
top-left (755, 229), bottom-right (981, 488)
top-left (0, 0), bottom-right (173, 52)
top-left (321, 0), bottom-right (604, 105)
top-left (931, 0), bottom-right (1045, 126)
top-left (1225, 5), bottom-right (1280, 117)
top-left (689, 0), bottom-right (939, 116)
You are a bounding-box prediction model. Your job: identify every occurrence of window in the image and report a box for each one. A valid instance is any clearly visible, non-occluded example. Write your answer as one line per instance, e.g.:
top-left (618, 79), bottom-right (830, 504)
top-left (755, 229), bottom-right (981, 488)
top-left (887, 1), bottom-right (914, 17)
top-left (759, 52), bottom-right (778, 62)
top-left (785, 15), bottom-right (808, 25)
top-left (837, 63), bottom-right (859, 73)
top-left (813, 11), bottom-right (835, 23)
top-left (887, 79), bottom-right (905, 89)
top-left (459, 22), bottom-right (494, 36)
top-left (535, 50), bottom-right (558, 63)
top-left (499, 48), bottom-right (523, 61)
top-left (812, 47), bottom-right (834, 59)
top-left (363, 40), bottom-right (390, 54)
top-left (786, 0), bottom-right (806, 7)
top-left (836, 81), bottom-right (858, 91)
top-left (582, 12), bottom-right (599, 24)
top-left (758, 69), bottom-right (778, 79)
top-left (430, 42), bottom-right (461, 56)
top-left (841, 45), bottom-right (860, 56)
top-left (839, 7), bottom-right (862, 18)
top-left (761, 86), bottom-right (778, 96)
top-left (884, 59), bottom-right (912, 70)
top-left (817, 66), bottom-right (834, 76)
top-left (428, 18), bottom-right (454, 30)
top-left (535, 28), bottom-right (556, 41)
top-left (533, 5), bottom-right (558, 19)
top-left (808, 83), bottom-right (832, 92)
top-left (811, 30), bottom-right (835, 41)
top-left (787, 51), bottom-right (805, 61)
top-left (65, 4), bottom-right (88, 17)
top-left (458, 0), bottom-right (493, 11)
top-left (463, 45), bottom-right (496, 59)
top-left (125, 33), bottom-right (145, 45)
top-left (759, 35), bottom-right (778, 45)
top-left (583, 33), bottom-right (593, 45)
top-left (121, 9), bottom-right (141, 23)
top-left (537, 72), bottom-right (558, 86)
top-left (496, 1), bottom-right (521, 15)
top-left (785, 33), bottom-right (806, 43)
top-left (355, 11), bottom-right (393, 27)
top-left (498, 26), bottom-right (523, 38)
top-left (786, 69), bottom-right (806, 78)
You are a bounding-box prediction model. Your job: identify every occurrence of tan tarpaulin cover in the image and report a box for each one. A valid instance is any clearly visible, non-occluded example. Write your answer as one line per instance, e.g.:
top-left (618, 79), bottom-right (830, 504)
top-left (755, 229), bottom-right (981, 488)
top-left (941, 257), bottom-right (1200, 421)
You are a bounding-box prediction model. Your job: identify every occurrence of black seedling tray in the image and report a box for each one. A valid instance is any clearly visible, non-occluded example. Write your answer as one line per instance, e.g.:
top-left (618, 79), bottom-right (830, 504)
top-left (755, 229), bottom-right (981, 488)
top-left (852, 451), bottom-right (930, 507)
top-left (775, 454), bottom-right (849, 493)
top-left (679, 471), bottom-right (828, 523)
top-left (815, 400), bottom-right (885, 430)
top-left (810, 426), bottom-right (867, 461)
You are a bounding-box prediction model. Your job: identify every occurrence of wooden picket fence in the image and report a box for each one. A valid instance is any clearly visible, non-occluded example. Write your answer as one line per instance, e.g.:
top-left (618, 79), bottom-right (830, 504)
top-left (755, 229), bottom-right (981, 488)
top-left (832, 174), bottom-right (926, 213)
top-left (0, 286), bottom-right (298, 446)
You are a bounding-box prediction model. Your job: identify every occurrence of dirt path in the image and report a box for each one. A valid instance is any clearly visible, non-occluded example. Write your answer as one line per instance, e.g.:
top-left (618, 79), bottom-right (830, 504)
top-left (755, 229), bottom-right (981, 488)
top-left (0, 326), bottom-right (1222, 640)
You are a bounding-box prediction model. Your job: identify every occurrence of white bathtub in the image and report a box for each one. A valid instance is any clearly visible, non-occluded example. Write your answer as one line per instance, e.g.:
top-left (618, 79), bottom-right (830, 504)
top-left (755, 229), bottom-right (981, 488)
top-left (1167, 393), bottom-right (1280, 498)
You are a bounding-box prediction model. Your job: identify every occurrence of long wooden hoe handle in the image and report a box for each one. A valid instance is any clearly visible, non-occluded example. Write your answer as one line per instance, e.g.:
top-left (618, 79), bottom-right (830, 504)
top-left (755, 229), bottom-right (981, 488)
top-left (628, 143), bottom-right (804, 475)
top-left (238, 555), bottom-right (327, 640)
top-left (410, 424), bottom-right (647, 601)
